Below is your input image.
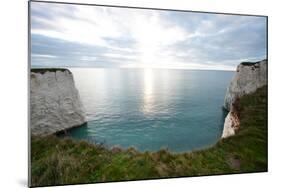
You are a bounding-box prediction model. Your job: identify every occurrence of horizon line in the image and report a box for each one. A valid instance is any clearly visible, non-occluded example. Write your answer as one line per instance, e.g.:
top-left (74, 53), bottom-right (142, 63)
top-left (30, 65), bottom-right (236, 72)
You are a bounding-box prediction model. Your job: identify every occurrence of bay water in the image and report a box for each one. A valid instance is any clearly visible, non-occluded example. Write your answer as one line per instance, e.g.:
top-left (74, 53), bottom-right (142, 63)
top-left (68, 68), bottom-right (233, 152)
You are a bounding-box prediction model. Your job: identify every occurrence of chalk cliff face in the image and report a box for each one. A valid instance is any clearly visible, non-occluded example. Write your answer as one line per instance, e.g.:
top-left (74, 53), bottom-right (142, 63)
top-left (224, 59), bottom-right (267, 111)
top-left (222, 59), bottom-right (267, 138)
top-left (30, 69), bottom-right (86, 135)
top-left (221, 111), bottom-right (240, 138)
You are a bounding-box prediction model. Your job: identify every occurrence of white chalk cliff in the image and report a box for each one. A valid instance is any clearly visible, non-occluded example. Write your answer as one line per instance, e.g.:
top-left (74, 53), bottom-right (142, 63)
top-left (221, 111), bottom-right (240, 138)
top-left (222, 59), bottom-right (267, 138)
top-left (30, 69), bottom-right (86, 135)
top-left (224, 59), bottom-right (267, 111)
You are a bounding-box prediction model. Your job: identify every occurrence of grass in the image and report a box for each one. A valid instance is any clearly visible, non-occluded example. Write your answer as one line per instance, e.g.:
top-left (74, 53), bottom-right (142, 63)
top-left (31, 68), bottom-right (71, 74)
top-left (30, 86), bottom-right (267, 187)
top-left (241, 59), bottom-right (267, 66)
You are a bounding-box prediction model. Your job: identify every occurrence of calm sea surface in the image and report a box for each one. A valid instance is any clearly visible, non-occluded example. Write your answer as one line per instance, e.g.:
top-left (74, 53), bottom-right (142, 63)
top-left (68, 68), bottom-right (233, 152)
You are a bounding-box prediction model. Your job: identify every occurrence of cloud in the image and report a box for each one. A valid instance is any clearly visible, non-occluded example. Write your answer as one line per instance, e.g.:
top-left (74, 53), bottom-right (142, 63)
top-left (30, 2), bottom-right (267, 70)
top-left (31, 54), bottom-right (57, 59)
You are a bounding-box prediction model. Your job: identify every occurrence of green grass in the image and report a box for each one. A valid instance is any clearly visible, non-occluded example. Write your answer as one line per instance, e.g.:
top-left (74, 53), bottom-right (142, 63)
top-left (31, 68), bottom-right (71, 74)
top-left (31, 86), bottom-right (267, 187)
top-left (241, 59), bottom-right (267, 66)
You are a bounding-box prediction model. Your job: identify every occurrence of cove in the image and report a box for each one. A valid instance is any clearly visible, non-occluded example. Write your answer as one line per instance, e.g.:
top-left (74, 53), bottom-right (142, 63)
top-left (67, 68), bottom-right (233, 152)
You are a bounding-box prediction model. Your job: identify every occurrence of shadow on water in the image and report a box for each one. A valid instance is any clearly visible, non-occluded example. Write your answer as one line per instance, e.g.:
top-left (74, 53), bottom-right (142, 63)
top-left (220, 106), bottom-right (229, 130)
top-left (56, 122), bottom-right (108, 147)
top-left (55, 122), bottom-right (88, 137)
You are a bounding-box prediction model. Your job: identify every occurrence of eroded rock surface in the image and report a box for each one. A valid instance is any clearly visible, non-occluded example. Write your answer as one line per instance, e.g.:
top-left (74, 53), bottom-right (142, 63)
top-left (30, 69), bottom-right (86, 135)
top-left (221, 111), bottom-right (240, 138)
top-left (224, 59), bottom-right (267, 111)
top-left (222, 59), bottom-right (267, 138)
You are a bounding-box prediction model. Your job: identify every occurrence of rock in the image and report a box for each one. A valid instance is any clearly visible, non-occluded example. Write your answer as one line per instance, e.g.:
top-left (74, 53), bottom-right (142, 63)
top-left (221, 59), bottom-right (267, 138)
top-left (30, 69), bottom-right (86, 135)
top-left (221, 111), bottom-right (240, 138)
top-left (224, 59), bottom-right (267, 111)
top-left (111, 146), bottom-right (123, 154)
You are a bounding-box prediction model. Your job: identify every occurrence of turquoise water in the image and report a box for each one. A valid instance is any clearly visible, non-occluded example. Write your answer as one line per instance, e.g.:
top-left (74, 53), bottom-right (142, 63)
top-left (68, 68), bottom-right (233, 152)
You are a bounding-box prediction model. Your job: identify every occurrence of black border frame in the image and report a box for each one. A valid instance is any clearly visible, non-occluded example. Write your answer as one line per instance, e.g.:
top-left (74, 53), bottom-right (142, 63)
top-left (28, 0), bottom-right (268, 187)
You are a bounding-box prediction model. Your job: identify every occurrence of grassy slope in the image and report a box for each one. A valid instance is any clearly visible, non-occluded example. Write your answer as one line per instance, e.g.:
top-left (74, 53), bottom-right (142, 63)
top-left (31, 86), bottom-right (267, 187)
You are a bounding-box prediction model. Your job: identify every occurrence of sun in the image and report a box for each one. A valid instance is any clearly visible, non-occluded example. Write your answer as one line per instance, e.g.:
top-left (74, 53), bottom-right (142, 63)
top-left (133, 15), bottom-right (162, 68)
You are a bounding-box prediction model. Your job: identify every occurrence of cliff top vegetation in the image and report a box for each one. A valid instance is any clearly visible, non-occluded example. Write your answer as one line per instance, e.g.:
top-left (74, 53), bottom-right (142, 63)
top-left (31, 68), bottom-right (71, 74)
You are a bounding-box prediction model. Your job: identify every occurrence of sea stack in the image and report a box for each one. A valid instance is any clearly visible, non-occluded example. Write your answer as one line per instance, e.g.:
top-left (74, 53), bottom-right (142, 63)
top-left (30, 68), bottom-right (86, 135)
top-left (222, 59), bottom-right (267, 138)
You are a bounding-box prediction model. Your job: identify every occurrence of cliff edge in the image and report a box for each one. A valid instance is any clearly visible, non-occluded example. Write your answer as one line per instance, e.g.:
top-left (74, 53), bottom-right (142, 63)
top-left (30, 68), bottom-right (86, 135)
top-left (223, 59), bottom-right (267, 111)
top-left (222, 59), bottom-right (267, 138)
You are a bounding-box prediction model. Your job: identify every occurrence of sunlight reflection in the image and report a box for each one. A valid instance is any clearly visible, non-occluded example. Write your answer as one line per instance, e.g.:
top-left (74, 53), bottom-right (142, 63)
top-left (142, 68), bottom-right (154, 114)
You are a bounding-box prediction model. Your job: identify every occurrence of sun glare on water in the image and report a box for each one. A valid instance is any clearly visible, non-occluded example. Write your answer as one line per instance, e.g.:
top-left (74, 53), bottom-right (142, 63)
top-left (142, 68), bottom-right (154, 114)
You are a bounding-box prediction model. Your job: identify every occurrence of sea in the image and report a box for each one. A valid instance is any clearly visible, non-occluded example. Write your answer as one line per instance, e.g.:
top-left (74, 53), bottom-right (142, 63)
top-left (67, 68), bottom-right (234, 153)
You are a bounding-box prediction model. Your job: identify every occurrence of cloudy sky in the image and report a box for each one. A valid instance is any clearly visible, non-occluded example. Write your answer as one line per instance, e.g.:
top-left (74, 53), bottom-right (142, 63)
top-left (30, 2), bottom-right (267, 70)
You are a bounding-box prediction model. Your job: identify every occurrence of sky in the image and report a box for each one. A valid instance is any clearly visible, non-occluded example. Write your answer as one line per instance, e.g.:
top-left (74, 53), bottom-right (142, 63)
top-left (30, 2), bottom-right (267, 71)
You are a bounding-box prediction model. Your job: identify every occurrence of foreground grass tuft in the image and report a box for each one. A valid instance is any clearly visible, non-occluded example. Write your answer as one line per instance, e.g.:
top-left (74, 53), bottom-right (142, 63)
top-left (31, 86), bottom-right (267, 187)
